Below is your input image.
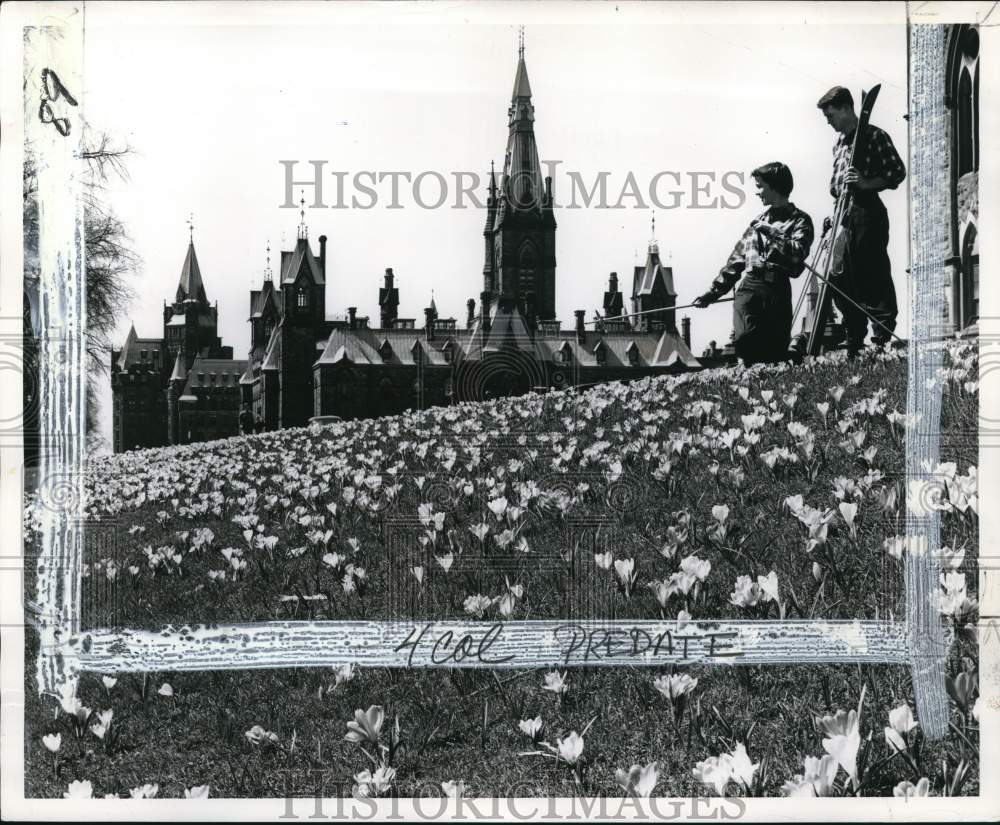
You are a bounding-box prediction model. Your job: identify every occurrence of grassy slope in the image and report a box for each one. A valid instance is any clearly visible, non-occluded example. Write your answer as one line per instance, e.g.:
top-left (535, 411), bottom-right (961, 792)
top-left (22, 346), bottom-right (980, 798)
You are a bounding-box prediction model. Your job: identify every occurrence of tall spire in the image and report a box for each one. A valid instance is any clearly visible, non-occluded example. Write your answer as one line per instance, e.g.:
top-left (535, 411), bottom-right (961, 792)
top-left (511, 30), bottom-right (532, 100)
top-left (503, 34), bottom-right (543, 213)
top-left (649, 213), bottom-right (659, 254)
top-left (188, 212), bottom-right (194, 243)
top-left (265, 240), bottom-right (272, 282)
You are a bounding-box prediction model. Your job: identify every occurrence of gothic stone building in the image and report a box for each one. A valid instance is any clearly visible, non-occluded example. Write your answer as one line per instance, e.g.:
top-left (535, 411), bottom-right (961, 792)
top-left (111, 48), bottom-right (700, 451)
top-left (111, 240), bottom-right (245, 452)
top-left (247, 48), bottom-right (700, 427)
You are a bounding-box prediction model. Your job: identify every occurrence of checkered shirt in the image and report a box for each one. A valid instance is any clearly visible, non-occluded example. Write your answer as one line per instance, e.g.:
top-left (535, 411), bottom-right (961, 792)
top-left (830, 124), bottom-right (906, 199)
top-left (710, 203), bottom-right (815, 297)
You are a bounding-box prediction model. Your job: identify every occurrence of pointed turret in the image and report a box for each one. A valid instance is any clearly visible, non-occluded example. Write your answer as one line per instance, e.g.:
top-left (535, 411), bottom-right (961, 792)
top-left (170, 350), bottom-right (187, 383)
top-left (116, 323), bottom-right (138, 370)
top-left (176, 241), bottom-right (208, 304)
top-left (511, 53), bottom-right (532, 99)
top-left (482, 162), bottom-right (499, 296)
top-left (631, 218), bottom-right (677, 333)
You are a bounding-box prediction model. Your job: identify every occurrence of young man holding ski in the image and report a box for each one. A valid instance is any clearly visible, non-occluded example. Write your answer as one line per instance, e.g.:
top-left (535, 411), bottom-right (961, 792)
top-left (694, 162), bottom-right (814, 367)
top-left (816, 85), bottom-right (906, 357)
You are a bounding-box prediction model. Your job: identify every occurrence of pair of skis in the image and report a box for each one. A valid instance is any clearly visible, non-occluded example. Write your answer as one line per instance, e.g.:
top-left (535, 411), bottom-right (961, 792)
top-left (804, 84), bottom-right (881, 356)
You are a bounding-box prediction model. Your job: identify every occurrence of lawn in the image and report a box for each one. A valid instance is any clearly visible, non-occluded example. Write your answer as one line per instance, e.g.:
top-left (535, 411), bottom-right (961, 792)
top-left (23, 343), bottom-right (980, 799)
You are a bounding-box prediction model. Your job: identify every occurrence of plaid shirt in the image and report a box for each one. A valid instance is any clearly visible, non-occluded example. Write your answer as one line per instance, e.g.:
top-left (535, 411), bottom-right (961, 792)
top-left (830, 124), bottom-right (906, 199)
top-left (710, 203), bottom-right (814, 297)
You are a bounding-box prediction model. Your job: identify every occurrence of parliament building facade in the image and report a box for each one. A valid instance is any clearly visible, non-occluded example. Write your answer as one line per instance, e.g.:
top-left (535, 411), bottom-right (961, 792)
top-left (110, 48), bottom-right (704, 452)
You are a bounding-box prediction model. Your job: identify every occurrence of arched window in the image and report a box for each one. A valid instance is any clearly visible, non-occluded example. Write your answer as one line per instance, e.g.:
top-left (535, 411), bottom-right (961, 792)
top-left (954, 27), bottom-right (979, 176)
top-left (973, 62), bottom-right (980, 171)
top-left (518, 243), bottom-right (537, 302)
top-left (297, 288), bottom-right (310, 310)
top-left (961, 224), bottom-right (978, 328)
top-left (958, 67), bottom-right (974, 176)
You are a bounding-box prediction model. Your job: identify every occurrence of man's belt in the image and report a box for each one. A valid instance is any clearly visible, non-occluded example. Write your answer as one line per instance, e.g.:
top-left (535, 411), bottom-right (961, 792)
top-left (744, 266), bottom-right (788, 284)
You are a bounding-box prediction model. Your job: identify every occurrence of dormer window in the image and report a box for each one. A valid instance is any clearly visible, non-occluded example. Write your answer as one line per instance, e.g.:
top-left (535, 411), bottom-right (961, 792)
top-left (556, 342), bottom-right (573, 365)
top-left (380, 340), bottom-right (393, 363)
top-left (593, 340), bottom-right (607, 366)
top-left (626, 342), bottom-right (640, 366)
top-left (410, 341), bottom-right (422, 365)
top-left (443, 340), bottom-right (454, 364)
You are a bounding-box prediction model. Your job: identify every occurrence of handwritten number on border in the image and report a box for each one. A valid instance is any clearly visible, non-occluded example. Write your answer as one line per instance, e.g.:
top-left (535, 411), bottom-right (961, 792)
top-left (38, 68), bottom-right (78, 136)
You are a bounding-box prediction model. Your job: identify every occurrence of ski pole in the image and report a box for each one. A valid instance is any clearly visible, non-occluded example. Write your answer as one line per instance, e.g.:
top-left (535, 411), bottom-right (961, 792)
top-left (590, 297), bottom-right (734, 326)
top-left (798, 259), bottom-right (905, 344)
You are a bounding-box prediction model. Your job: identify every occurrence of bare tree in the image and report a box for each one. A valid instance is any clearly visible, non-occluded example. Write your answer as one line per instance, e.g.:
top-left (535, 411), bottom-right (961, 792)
top-left (23, 127), bottom-right (141, 456)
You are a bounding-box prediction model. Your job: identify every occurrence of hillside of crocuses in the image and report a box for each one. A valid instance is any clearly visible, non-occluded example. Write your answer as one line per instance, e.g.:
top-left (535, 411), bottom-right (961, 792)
top-left (24, 343), bottom-right (980, 799)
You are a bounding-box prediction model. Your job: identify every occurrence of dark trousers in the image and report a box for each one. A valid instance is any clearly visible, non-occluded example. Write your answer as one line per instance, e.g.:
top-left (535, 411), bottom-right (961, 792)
top-left (832, 199), bottom-right (898, 349)
top-left (733, 276), bottom-right (793, 366)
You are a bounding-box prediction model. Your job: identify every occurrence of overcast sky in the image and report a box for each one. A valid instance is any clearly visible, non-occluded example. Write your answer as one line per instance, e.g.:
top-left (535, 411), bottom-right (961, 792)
top-left (84, 2), bottom-right (911, 451)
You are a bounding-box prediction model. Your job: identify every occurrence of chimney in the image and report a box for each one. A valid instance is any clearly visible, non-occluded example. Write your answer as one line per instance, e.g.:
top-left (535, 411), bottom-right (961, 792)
top-left (480, 290), bottom-right (491, 334)
top-left (424, 306), bottom-right (435, 341)
top-left (681, 316), bottom-right (691, 348)
top-left (380, 268), bottom-right (398, 329)
top-left (575, 310), bottom-right (586, 343)
top-left (348, 306), bottom-right (357, 329)
top-left (466, 298), bottom-right (476, 329)
top-left (545, 176), bottom-right (553, 205)
top-left (609, 271), bottom-right (618, 291)
top-left (319, 235), bottom-right (328, 276)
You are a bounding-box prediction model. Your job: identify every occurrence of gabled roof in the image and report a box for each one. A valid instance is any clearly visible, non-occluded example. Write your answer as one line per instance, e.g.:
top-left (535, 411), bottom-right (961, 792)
top-left (314, 326), bottom-right (457, 368)
top-left (250, 280), bottom-right (283, 319)
top-left (280, 237), bottom-right (324, 286)
top-left (115, 324), bottom-right (167, 370)
top-left (651, 329), bottom-right (701, 368)
top-left (479, 306), bottom-right (548, 359)
top-left (534, 328), bottom-right (699, 370)
top-left (261, 323), bottom-right (282, 371)
top-left (316, 327), bottom-right (383, 366)
top-left (181, 356), bottom-right (249, 395)
top-left (176, 241), bottom-right (207, 303)
top-left (632, 243), bottom-right (676, 298)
